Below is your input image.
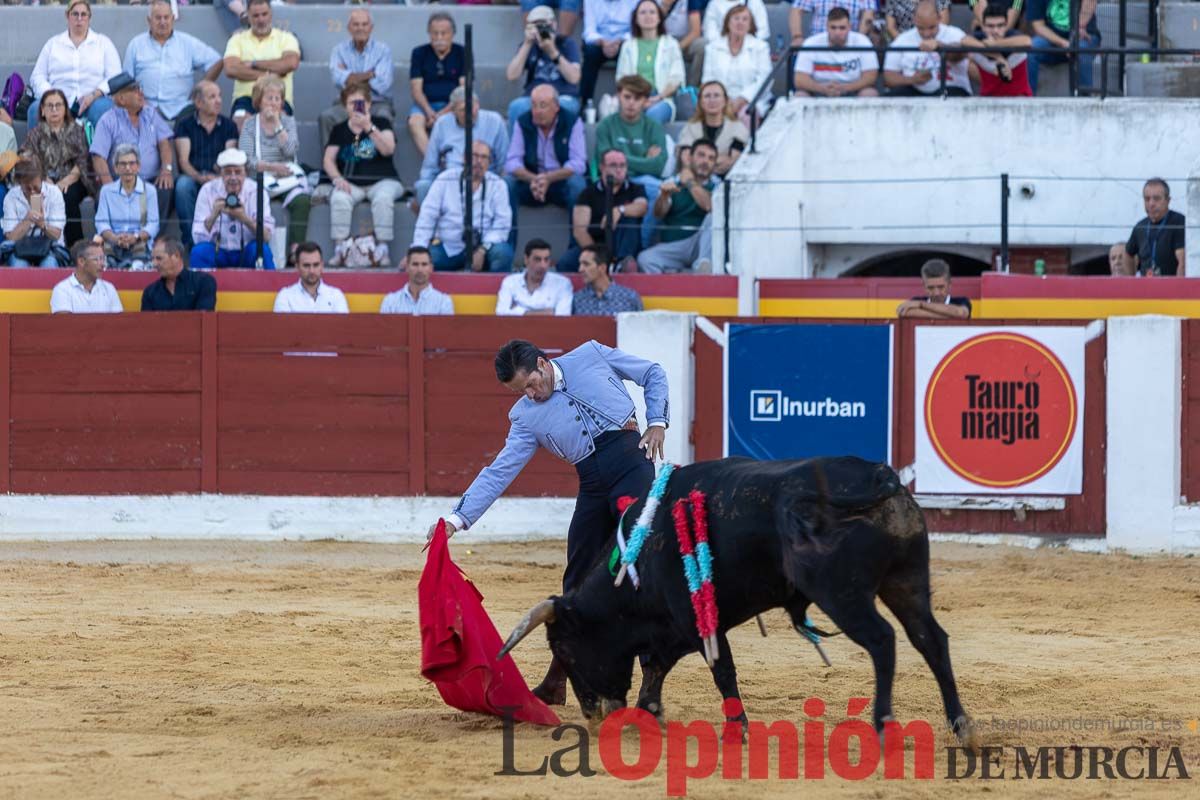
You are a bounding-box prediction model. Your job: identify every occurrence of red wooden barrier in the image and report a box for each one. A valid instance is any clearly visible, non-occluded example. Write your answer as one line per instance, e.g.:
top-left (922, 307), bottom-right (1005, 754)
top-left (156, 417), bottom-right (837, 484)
top-left (0, 314), bottom-right (615, 497)
top-left (693, 317), bottom-right (1106, 536)
top-left (1182, 321), bottom-right (1200, 503)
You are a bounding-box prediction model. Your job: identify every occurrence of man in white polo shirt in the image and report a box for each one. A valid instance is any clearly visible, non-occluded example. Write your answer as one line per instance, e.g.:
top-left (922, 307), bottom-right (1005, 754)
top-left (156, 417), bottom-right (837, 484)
top-left (380, 245), bottom-right (455, 315)
top-left (273, 242), bottom-right (350, 314)
top-left (50, 240), bottom-right (124, 314)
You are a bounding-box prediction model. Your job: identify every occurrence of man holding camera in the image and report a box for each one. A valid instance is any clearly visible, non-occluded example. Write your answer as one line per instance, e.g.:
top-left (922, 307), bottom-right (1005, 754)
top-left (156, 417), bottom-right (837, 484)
top-left (505, 5), bottom-right (582, 127)
top-left (190, 148), bottom-right (277, 269)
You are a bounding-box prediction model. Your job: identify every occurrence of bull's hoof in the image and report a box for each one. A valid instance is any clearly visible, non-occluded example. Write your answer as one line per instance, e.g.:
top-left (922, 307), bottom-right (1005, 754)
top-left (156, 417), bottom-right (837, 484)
top-left (532, 680), bottom-right (567, 706)
top-left (639, 700), bottom-right (667, 727)
top-left (951, 715), bottom-right (981, 752)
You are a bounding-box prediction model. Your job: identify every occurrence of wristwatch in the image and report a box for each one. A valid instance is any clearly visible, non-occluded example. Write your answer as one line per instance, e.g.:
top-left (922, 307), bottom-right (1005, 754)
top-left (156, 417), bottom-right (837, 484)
top-left (164, 164), bottom-right (174, 174)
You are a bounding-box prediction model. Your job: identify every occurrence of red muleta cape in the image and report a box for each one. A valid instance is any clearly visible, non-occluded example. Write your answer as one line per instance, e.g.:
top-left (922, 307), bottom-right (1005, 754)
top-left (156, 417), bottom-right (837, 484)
top-left (418, 520), bottom-right (560, 726)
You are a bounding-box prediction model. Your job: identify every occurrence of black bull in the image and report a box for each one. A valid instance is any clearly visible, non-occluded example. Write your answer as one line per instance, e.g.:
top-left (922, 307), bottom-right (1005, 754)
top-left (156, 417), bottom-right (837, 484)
top-left (499, 456), bottom-right (976, 745)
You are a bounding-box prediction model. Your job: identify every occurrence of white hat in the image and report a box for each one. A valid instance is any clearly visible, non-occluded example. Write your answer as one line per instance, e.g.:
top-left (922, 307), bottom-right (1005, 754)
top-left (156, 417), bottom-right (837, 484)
top-left (527, 5), bottom-right (555, 23)
top-left (216, 148), bottom-right (248, 168)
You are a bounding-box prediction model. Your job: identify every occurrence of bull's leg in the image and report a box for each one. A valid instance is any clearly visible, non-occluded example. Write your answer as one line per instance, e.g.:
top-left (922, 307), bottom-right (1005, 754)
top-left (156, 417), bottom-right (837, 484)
top-left (636, 651), bottom-right (683, 723)
top-left (878, 577), bottom-right (975, 748)
top-left (812, 593), bottom-right (897, 733)
top-left (708, 633), bottom-right (749, 732)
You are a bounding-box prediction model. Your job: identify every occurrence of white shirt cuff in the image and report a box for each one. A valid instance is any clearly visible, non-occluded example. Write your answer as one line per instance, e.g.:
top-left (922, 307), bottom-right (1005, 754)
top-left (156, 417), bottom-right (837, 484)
top-left (648, 422), bottom-right (667, 429)
top-left (446, 513), bottom-right (467, 532)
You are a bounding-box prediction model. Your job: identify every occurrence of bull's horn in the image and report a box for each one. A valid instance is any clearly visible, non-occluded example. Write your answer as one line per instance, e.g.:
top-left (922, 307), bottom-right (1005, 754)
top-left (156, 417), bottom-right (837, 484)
top-left (497, 599), bottom-right (556, 660)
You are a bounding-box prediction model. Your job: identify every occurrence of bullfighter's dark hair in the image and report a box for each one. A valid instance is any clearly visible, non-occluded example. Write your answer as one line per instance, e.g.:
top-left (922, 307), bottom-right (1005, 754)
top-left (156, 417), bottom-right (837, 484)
top-left (495, 340), bottom-right (546, 383)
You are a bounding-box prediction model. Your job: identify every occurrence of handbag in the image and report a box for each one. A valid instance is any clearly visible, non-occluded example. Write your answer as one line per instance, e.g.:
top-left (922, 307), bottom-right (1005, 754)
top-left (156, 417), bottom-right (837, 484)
top-left (255, 118), bottom-right (306, 198)
top-left (14, 232), bottom-right (51, 262)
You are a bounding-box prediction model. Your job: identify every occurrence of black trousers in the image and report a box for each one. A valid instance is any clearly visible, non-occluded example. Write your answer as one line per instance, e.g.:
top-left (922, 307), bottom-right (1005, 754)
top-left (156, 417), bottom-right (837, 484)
top-left (563, 429), bottom-right (655, 593)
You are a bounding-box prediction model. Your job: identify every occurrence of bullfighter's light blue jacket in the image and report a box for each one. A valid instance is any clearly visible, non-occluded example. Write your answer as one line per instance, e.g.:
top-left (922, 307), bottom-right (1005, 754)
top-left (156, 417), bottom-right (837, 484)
top-left (449, 340), bottom-right (669, 529)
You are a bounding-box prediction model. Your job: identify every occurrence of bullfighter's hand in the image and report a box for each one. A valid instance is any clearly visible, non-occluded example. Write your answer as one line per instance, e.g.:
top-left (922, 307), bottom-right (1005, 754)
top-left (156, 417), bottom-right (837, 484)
top-left (639, 426), bottom-right (665, 462)
top-left (425, 520), bottom-right (457, 548)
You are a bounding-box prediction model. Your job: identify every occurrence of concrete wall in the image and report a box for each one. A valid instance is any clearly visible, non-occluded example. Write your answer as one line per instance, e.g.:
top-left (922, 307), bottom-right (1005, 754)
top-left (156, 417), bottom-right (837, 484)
top-left (716, 98), bottom-right (1200, 290)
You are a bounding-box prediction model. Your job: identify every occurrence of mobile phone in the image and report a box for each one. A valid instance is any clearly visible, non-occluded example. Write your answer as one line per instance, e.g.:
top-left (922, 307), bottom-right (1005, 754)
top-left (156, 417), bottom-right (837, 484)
top-left (30, 194), bottom-right (43, 216)
top-left (353, 99), bottom-right (366, 114)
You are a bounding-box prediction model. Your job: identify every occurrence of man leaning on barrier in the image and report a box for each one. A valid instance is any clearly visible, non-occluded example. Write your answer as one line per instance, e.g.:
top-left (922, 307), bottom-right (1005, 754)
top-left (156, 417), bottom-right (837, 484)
top-left (896, 258), bottom-right (972, 319)
top-left (883, 0), bottom-right (971, 97)
top-left (793, 6), bottom-right (880, 98)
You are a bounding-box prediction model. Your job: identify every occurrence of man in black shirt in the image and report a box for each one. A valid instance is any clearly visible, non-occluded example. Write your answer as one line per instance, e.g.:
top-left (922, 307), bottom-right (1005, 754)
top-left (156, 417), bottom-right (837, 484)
top-left (897, 258), bottom-right (972, 319)
top-left (142, 239), bottom-right (218, 311)
top-left (1124, 178), bottom-right (1186, 276)
top-left (558, 148), bottom-right (647, 272)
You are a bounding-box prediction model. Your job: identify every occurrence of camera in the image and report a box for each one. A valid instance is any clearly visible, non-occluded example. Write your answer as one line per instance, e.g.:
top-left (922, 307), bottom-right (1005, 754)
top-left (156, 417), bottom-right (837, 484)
top-left (225, 192), bottom-right (241, 209)
top-left (535, 21), bottom-right (553, 40)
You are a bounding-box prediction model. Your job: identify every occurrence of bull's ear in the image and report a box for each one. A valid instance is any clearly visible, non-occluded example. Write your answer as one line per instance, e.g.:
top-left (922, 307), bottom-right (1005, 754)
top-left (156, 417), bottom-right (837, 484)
top-left (497, 598), bottom-right (557, 660)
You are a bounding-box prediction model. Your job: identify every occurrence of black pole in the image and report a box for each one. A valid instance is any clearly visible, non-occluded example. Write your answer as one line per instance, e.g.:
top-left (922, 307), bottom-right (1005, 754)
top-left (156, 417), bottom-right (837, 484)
top-left (1000, 173), bottom-right (1010, 273)
top-left (1150, 0), bottom-right (1159, 56)
top-left (1118, 0), bottom-right (1127, 91)
top-left (1100, 52), bottom-right (1109, 98)
top-left (603, 176), bottom-right (614, 271)
top-left (462, 24), bottom-right (475, 261)
top-left (1068, 0), bottom-right (1079, 96)
top-left (749, 106), bottom-right (758, 154)
top-left (939, 54), bottom-right (947, 96)
top-left (255, 173), bottom-right (264, 269)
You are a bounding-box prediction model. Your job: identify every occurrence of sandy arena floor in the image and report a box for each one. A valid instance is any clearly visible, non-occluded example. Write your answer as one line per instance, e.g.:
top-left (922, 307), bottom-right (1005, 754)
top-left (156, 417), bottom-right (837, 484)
top-left (0, 539), bottom-right (1196, 799)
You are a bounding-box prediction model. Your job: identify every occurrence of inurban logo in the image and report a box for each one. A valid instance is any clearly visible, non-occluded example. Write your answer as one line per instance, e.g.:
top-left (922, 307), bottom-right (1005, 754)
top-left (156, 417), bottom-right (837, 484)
top-left (749, 390), bottom-right (867, 423)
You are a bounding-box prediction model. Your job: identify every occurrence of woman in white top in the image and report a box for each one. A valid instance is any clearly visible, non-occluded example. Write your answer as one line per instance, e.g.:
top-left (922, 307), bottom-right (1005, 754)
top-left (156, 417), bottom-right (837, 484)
top-left (616, 0), bottom-right (686, 124)
top-left (702, 0), bottom-right (770, 44)
top-left (2, 157), bottom-right (68, 268)
top-left (28, 0), bottom-right (122, 129)
top-left (702, 5), bottom-right (773, 124)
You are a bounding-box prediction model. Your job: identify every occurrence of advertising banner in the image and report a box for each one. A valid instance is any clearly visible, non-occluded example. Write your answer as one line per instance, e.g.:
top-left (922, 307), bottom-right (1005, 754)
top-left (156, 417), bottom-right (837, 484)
top-left (726, 324), bottom-right (893, 463)
top-left (915, 326), bottom-right (1085, 494)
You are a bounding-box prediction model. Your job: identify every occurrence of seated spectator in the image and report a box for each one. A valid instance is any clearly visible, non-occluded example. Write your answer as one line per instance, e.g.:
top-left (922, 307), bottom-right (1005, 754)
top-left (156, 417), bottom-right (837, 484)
top-left (703, 0), bottom-right (771, 44)
top-left (572, 243), bottom-right (644, 315)
top-left (971, 0), bottom-right (1021, 32)
top-left (794, 7), bottom-right (880, 97)
top-left (416, 88), bottom-right (509, 203)
top-left (413, 142), bottom-right (513, 273)
top-left (223, 0), bottom-right (300, 124)
top-left (496, 238), bottom-right (573, 315)
top-left (595, 76), bottom-right (667, 248)
top-left (239, 75), bottom-right (311, 266)
top-left (504, 85), bottom-right (587, 250)
top-left (1124, 178), bottom-right (1185, 277)
top-left (580, 0), bottom-right (639, 105)
top-left (274, 243), bottom-right (349, 314)
top-left (124, 0), bottom-right (223, 124)
top-left (51, 240), bottom-right (123, 314)
top-left (95, 144), bottom-right (159, 270)
top-left (319, 8), bottom-right (394, 149)
top-left (665, 0), bottom-right (708, 87)
top-left (380, 246), bottom-right (456, 315)
top-left (408, 12), bottom-right (465, 157)
top-left (20, 88), bottom-right (94, 249)
top-left (965, 5), bottom-right (1032, 97)
top-left (702, 5), bottom-right (774, 123)
top-left (89, 73), bottom-right (175, 223)
top-left (506, 5), bottom-right (582, 126)
top-left (142, 238), bottom-right (217, 311)
top-left (617, 0), bottom-right (686, 125)
top-left (0, 120), bottom-right (14, 212)
top-left (896, 258), bottom-right (972, 318)
top-left (559, 148), bottom-right (648, 272)
top-left (29, 0), bottom-right (121, 128)
top-left (324, 82), bottom-right (405, 268)
top-left (522, 0), bottom-right (581, 37)
top-left (790, 0), bottom-right (876, 48)
top-left (1027, 0), bottom-right (1100, 94)
top-left (637, 138), bottom-right (717, 274)
top-left (886, 0), bottom-right (949, 38)
top-left (1, 157), bottom-right (67, 268)
top-left (175, 81), bottom-right (239, 250)
top-left (1109, 242), bottom-right (1132, 276)
top-left (883, 2), bottom-right (971, 97)
top-left (191, 148), bottom-right (276, 270)
top-left (677, 81), bottom-right (748, 176)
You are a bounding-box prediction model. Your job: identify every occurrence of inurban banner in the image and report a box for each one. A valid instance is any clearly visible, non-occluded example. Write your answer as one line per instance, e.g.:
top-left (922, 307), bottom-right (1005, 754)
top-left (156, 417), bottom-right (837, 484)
top-left (726, 324), bottom-right (892, 462)
top-left (915, 326), bottom-right (1085, 494)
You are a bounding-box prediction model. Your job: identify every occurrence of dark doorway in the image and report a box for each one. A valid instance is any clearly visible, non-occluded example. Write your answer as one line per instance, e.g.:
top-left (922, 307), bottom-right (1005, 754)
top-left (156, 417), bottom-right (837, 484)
top-left (842, 251), bottom-right (991, 278)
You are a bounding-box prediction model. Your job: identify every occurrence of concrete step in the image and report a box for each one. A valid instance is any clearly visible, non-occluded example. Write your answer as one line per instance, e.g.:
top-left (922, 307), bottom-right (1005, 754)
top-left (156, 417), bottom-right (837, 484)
top-left (1125, 61), bottom-right (1200, 96)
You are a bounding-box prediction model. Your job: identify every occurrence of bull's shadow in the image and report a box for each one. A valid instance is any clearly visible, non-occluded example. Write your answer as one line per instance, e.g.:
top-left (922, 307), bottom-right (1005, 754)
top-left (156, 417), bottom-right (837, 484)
top-left (499, 456), bottom-right (978, 748)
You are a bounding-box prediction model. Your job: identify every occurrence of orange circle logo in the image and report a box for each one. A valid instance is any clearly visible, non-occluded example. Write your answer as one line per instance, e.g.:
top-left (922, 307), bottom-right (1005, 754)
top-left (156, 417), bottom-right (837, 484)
top-left (924, 332), bottom-right (1077, 488)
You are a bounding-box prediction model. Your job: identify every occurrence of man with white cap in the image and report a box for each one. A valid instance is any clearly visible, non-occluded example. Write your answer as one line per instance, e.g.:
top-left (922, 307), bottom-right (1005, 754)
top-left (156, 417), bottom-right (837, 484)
top-left (504, 5), bottom-right (582, 126)
top-left (191, 147), bottom-right (277, 269)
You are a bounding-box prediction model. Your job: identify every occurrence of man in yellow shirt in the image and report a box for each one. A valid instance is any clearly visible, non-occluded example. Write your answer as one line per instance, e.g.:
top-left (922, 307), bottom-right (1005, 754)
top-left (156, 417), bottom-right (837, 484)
top-left (223, 0), bottom-right (301, 122)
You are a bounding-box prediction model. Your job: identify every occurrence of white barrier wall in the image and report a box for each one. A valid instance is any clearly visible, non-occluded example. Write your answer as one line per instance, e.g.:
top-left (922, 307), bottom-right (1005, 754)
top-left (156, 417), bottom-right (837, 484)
top-left (713, 98), bottom-right (1200, 294)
